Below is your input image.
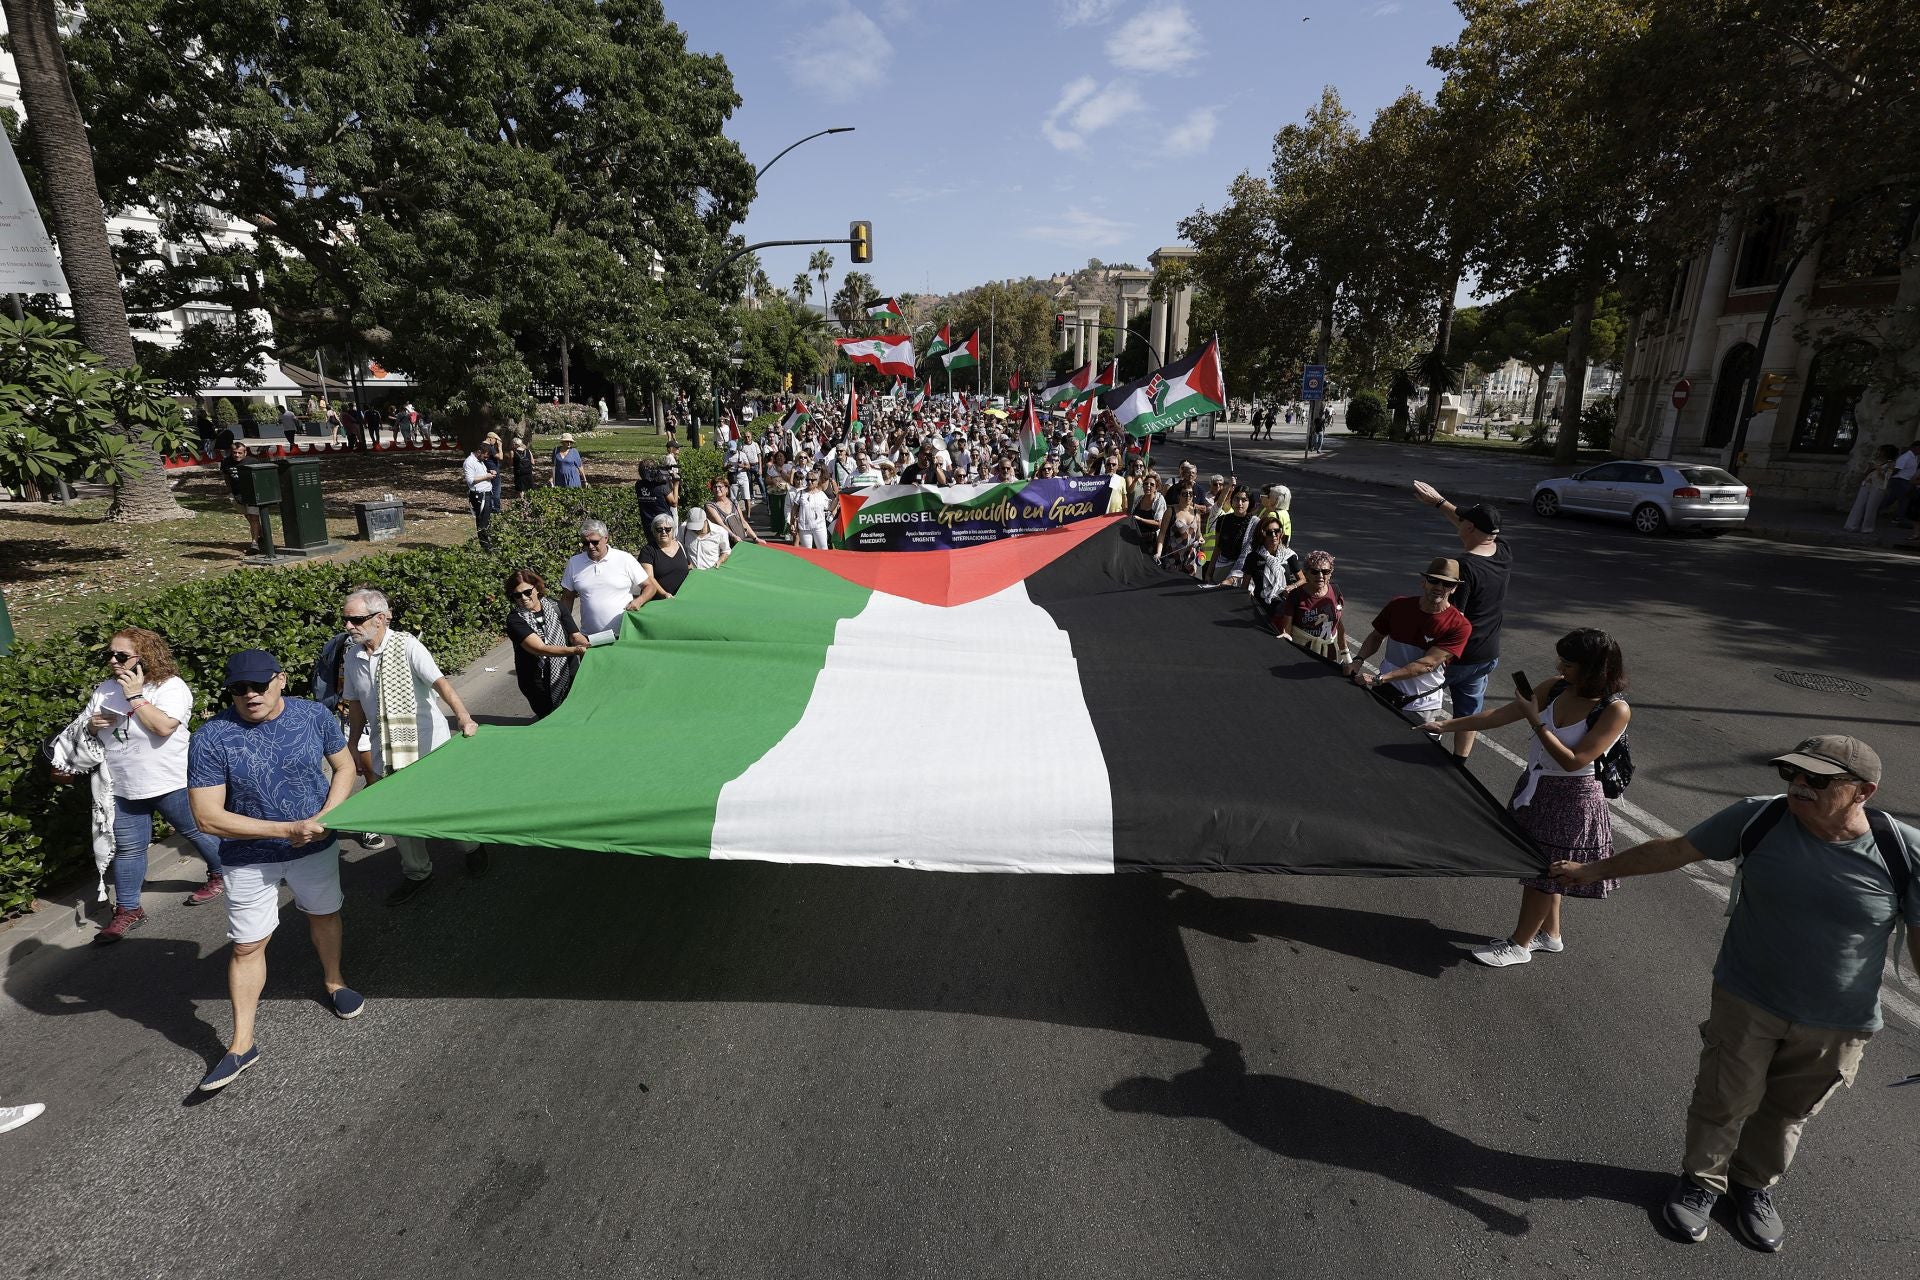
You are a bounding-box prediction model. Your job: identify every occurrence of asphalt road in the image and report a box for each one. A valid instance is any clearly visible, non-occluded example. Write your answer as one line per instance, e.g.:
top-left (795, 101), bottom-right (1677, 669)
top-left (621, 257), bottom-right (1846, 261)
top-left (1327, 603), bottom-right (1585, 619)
top-left (3, 454), bottom-right (1917, 1279)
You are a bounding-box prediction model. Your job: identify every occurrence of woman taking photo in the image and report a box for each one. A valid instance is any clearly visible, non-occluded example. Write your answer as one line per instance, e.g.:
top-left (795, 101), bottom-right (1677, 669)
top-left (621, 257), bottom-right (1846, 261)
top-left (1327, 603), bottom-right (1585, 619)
top-left (58, 628), bottom-right (226, 939)
top-left (1157, 484), bottom-right (1204, 577)
top-left (1424, 628), bottom-right (1631, 968)
top-left (503, 570), bottom-right (588, 720)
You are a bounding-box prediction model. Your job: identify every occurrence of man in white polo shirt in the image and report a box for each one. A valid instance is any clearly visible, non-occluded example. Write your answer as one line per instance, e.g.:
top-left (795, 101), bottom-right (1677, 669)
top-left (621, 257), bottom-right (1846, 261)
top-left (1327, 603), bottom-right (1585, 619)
top-left (462, 443), bottom-right (498, 548)
top-left (560, 518), bottom-right (658, 637)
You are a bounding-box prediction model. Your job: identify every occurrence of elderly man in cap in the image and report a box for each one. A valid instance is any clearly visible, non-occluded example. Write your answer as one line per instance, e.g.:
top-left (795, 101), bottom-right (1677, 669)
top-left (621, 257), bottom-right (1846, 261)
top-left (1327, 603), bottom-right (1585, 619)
top-left (1413, 481), bottom-right (1514, 760)
top-left (1554, 735), bottom-right (1918, 1252)
top-left (187, 649), bottom-right (362, 1091)
top-left (1342, 557), bottom-right (1472, 723)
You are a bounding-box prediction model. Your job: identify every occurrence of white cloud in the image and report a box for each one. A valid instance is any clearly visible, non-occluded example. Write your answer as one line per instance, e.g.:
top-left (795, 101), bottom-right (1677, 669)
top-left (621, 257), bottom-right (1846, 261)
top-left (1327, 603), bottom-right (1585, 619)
top-left (1369, 2), bottom-right (1403, 16)
top-left (1042, 76), bottom-right (1143, 151)
top-left (784, 3), bottom-right (893, 102)
top-left (1022, 208), bottom-right (1135, 249)
top-left (1166, 106), bottom-right (1217, 152)
top-left (1057, 0), bottom-right (1122, 25)
top-left (1106, 4), bottom-right (1203, 73)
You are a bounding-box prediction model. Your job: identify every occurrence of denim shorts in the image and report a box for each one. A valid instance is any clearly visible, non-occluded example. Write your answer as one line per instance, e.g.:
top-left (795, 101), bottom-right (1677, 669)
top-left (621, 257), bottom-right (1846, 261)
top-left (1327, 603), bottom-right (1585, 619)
top-left (1445, 657), bottom-right (1500, 718)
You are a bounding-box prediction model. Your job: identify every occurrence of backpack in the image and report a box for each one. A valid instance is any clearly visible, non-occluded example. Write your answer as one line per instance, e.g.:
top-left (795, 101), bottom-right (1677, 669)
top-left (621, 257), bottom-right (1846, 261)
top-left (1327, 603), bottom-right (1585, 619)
top-left (309, 631), bottom-right (350, 712)
top-left (1546, 680), bottom-right (1634, 797)
top-left (1732, 794), bottom-right (1914, 972)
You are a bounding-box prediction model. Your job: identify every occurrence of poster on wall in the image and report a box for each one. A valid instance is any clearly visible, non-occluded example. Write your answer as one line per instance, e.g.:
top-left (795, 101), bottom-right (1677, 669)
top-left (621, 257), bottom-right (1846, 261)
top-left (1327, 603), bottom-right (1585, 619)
top-left (835, 478), bottom-right (1121, 551)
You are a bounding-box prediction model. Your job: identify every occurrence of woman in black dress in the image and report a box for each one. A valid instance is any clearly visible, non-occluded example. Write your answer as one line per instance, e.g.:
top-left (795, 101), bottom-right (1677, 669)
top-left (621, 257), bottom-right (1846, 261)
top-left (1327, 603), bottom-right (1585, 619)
top-left (503, 569), bottom-right (587, 719)
top-left (638, 512), bottom-right (692, 598)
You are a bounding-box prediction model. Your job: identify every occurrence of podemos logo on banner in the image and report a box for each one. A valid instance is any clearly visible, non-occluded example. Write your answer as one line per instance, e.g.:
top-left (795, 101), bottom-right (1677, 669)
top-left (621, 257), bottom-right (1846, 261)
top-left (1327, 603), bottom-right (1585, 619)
top-left (835, 478), bottom-right (1121, 551)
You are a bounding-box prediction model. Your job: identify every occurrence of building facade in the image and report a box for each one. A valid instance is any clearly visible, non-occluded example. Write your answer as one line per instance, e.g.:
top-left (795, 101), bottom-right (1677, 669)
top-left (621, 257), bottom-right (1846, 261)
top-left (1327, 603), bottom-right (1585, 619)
top-left (1614, 207), bottom-right (1919, 504)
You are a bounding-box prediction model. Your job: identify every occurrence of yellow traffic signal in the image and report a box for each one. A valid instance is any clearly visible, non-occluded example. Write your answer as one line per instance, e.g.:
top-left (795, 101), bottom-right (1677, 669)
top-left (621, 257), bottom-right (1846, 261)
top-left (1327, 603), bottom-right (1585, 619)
top-left (1751, 371), bottom-right (1787, 414)
top-left (849, 220), bottom-right (872, 264)
top-left (782, 372), bottom-right (793, 392)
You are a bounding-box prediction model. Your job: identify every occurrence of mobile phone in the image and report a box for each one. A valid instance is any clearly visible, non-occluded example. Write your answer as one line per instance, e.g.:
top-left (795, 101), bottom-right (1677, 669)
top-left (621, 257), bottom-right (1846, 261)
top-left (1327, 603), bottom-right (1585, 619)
top-left (1512, 671), bottom-right (1533, 700)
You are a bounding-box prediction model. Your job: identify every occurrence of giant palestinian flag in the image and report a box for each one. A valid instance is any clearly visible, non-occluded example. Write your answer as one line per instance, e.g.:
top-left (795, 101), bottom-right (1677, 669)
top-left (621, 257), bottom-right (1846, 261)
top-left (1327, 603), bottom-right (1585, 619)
top-left (1102, 339), bottom-right (1227, 436)
top-left (942, 329), bottom-right (980, 371)
top-left (836, 335), bottom-right (916, 378)
top-left (326, 521), bottom-right (1542, 878)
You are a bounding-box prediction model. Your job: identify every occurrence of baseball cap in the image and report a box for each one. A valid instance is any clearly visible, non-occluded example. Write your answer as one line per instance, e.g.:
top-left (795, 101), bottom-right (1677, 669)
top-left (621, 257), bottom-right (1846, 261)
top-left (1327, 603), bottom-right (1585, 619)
top-left (684, 509), bottom-right (708, 530)
top-left (1423, 557), bottom-right (1462, 583)
top-left (224, 649), bottom-right (282, 685)
top-left (1457, 503), bottom-right (1500, 534)
top-left (1770, 735), bottom-right (1881, 786)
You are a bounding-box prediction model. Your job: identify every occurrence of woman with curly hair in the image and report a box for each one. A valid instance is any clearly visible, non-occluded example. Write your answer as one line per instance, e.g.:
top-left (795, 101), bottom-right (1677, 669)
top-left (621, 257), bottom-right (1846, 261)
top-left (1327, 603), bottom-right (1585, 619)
top-left (54, 627), bottom-right (225, 940)
top-left (1276, 549), bottom-right (1348, 661)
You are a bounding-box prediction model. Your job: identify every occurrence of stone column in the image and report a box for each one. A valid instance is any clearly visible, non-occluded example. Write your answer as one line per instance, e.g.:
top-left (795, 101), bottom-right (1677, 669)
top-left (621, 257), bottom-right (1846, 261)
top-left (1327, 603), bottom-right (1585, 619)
top-left (1077, 301), bottom-right (1102, 368)
top-left (1170, 287), bottom-right (1193, 359)
top-left (1149, 299), bottom-right (1169, 369)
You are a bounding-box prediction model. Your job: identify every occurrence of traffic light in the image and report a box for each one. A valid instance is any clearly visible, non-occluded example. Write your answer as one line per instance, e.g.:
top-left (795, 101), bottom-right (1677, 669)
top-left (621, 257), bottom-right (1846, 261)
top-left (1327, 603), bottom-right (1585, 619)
top-left (1751, 371), bottom-right (1788, 414)
top-left (782, 371), bottom-right (793, 392)
top-left (849, 220), bottom-right (872, 264)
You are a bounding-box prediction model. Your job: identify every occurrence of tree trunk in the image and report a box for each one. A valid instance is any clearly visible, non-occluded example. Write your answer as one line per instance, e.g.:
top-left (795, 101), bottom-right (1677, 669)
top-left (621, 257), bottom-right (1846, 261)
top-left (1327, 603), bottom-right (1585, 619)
top-left (1424, 259), bottom-right (1461, 441)
top-left (613, 385), bottom-right (627, 422)
top-left (1530, 365), bottom-right (1551, 425)
top-left (1556, 294), bottom-right (1596, 465)
top-left (3, 0), bottom-right (186, 522)
top-left (560, 338), bottom-right (571, 402)
top-left (1312, 288), bottom-right (1334, 439)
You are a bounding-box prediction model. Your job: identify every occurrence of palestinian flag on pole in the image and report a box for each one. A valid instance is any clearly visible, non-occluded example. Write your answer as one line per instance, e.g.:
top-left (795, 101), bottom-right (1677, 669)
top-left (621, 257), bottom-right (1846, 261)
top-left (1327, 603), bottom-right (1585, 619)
top-left (1076, 359), bottom-right (1119, 405)
top-left (1069, 393), bottom-right (1094, 448)
top-left (780, 401), bottom-right (812, 433)
top-left (1018, 396), bottom-right (1047, 474)
top-left (889, 377), bottom-right (905, 399)
top-left (325, 521), bottom-right (1542, 877)
top-left (867, 296), bottom-right (905, 325)
top-left (836, 335), bottom-right (917, 378)
top-left (845, 382), bottom-right (864, 437)
top-left (925, 323), bottom-right (951, 361)
top-left (1042, 360), bottom-right (1095, 407)
top-left (942, 329), bottom-right (980, 371)
top-left (1100, 338), bottom-right (1227, 437)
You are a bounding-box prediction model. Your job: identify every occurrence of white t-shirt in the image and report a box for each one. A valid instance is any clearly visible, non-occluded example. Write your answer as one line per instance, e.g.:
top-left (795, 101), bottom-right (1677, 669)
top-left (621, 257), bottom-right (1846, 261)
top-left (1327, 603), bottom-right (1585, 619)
top-left (796, 489), bottom-right (832, 533)
top-left (87, 675), bottom-right (195, 800)
top-left (1895, 450), bottom-right (1920, 482)
top-left (563, 547), bottom-right (650, 634)
top-left (341, 630), bottom-right (451, 777)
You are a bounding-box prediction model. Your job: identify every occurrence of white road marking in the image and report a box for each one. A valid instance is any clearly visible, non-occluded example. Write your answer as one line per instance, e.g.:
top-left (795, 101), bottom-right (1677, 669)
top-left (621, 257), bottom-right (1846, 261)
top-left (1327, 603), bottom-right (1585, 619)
top-left (1474, 732), bottom-right (1920, 1028)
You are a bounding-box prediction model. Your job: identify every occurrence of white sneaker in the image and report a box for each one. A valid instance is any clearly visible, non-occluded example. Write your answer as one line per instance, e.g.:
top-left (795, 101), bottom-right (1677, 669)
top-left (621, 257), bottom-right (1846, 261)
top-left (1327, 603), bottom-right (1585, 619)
top-left (1528, 932), bottom-right (1565, 954)
top-left (1471, 939), bottom-right (1532, 968)
top-left (0, 1103), bottom-right (46, 1134)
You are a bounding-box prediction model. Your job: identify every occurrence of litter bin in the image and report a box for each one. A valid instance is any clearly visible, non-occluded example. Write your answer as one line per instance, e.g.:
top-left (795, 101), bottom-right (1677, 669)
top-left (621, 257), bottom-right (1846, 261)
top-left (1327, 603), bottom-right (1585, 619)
top-left (353, 498), bottom-right (406, 543)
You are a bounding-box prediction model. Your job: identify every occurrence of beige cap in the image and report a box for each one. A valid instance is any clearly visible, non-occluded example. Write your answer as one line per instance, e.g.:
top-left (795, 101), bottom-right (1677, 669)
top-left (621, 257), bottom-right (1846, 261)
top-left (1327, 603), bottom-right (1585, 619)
top-left (1423, 556), bottom-right (1462, 584)
top-left (1771, 735), bottom-right (1881, 786)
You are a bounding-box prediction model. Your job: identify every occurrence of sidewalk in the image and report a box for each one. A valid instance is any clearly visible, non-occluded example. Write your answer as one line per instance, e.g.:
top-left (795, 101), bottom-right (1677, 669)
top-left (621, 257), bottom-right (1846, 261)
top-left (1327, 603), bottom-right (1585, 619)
top-left (1173, 420), bottom-right (1920, 554)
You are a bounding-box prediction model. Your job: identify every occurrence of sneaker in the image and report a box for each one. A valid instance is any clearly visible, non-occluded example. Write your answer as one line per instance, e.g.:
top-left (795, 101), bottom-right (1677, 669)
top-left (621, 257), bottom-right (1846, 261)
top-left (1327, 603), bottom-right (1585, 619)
top-left (197, 1046), bottom-right (259, 1092)
top-left (1470, 938), bottom-right (1532, 968)
top-left (330, 987), bottom-right (366, 1020)
top-left (1732, 1184), bottom-right (1785, 1252)
top-left (358, 833), bottom-right (388, 851)
top-left (1664, 1176), bottom-right (1719, 1243)
top-left (465, 845), bottom-right (490, 878)
top-left (386, 875), bottom-right (432, 906)
top-left (0, 1102), bottom-right (46, 1133)
top-left (186, 874), bottom-right (225, 906)
top-left (96, 907), bottom-right (147, 944)
top-left (1527, 931), bottom-right (1565, 954)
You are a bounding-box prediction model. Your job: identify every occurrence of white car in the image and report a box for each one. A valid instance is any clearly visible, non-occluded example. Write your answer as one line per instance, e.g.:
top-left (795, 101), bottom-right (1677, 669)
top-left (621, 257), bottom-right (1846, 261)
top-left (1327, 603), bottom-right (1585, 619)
top-left (1531, 460), bottom-right (1750, 535)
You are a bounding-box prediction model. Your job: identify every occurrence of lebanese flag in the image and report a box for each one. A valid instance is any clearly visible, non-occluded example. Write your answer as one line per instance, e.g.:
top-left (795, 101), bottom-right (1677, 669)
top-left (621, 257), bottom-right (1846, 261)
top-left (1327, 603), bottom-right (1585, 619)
top-left (1042, 359), bottom-right (1094, 407)
top-left (836, 335), bottom-right (917, 378)
top-left (1100, 339), bottom-right (1227, 437)
top-left (925, 323), bottom-right (951, 360)
top-left (941, 329), bottom-right (980, 371)
top-left (867, 296), bottom-right (905, 325)
top-left (324, 523), bottom-right (1543, 876)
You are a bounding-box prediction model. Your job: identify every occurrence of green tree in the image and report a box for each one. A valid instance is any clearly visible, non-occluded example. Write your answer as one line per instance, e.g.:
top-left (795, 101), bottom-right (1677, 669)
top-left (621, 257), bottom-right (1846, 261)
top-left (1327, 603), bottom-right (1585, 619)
top-left (1, 0), bottom-right (187, 521)
top-left (67, 0), bottom-right (755, 439)
top-left (832, 271), bottom-right (877, 332)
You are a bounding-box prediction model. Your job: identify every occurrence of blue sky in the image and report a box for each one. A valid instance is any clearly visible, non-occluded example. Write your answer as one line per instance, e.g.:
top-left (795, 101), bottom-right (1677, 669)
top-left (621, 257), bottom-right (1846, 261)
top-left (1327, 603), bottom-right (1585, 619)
top-left (667, 0), bottom-right (1465, 298)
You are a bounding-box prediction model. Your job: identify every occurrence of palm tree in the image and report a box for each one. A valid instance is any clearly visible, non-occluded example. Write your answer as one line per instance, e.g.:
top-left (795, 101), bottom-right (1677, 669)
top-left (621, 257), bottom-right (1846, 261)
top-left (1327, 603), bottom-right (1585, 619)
top-left (792, 271), bottom-right (812, 305)
top-left (1415, 348), bottom-right (1463, 441)
top-left (2, 0), bottom-right (185, 522)
top-left (809, 249), bottom-right (833, 316)
top-left (1387, 365), bottom-right (1420, 442)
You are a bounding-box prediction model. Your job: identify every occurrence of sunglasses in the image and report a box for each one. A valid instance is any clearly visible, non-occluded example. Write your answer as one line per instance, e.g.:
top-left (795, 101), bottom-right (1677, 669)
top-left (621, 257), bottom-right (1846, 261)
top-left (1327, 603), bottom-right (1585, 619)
top-left (512, 587), bottom-right (538, 599)
top-left (108, 650), bottom-right (138, 663)
top-left (1307, 568), bottom-right (1332, 577)
top-left (1776, 763), bottom-right (1855, 791)
top-left (1423, 576), bottom-right (1456, 587)
top-left (342, 612), bottom-right (376, 626)
top-left (227, 680), bottom-right (274, 697)
top-left (1261, 528), bottom-right (1283, 537)
top-left (581, 538), bottom-right (606, 547)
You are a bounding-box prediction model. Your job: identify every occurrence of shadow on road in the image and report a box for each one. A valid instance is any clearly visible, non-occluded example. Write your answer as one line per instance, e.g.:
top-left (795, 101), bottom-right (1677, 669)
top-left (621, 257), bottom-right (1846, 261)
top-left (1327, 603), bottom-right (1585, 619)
top-left (1104, 1038), bottom-right (1668, 1236)
top-left (1150, 881), bottom-right (1479, 979)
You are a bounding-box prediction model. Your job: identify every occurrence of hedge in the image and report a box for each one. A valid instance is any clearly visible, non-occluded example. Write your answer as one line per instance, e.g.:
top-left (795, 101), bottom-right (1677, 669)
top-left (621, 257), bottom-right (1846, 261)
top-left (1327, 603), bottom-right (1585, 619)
top-left (0, 447), bottom-right (727, 917)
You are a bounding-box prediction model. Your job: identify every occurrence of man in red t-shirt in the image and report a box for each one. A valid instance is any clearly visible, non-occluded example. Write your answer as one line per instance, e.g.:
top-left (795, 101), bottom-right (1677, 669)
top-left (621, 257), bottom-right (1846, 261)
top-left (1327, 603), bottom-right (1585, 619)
top-left (1343, 557), bottom-right (1472, 721)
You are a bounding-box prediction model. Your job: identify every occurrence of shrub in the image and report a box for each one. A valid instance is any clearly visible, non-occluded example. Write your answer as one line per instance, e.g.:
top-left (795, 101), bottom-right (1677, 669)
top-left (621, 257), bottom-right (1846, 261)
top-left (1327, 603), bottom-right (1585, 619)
top-left (1345, 390), bottom-right (1387, 438)
top-left (1580, 394), bottom-right (1618, 452)
top-left (529, 403), bottom-right (602, 436)
top-left (213, 398), bottom-right (239, 429)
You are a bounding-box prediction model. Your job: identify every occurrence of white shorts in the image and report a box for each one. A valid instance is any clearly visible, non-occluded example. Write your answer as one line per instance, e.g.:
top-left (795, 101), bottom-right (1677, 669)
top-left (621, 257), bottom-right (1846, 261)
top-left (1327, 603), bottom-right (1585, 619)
top-left (224, 843), bottom-right (344, 944)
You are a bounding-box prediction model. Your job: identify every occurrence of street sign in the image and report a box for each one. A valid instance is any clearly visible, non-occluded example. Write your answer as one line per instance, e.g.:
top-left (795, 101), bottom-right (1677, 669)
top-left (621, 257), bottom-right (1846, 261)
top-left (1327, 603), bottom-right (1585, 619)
top-left (1301, 365), bottom-right (1326, 401)
top-left (833, 372), bottom-right (846, 388)
top-left (1671, 378), bottom-right (1691, 410)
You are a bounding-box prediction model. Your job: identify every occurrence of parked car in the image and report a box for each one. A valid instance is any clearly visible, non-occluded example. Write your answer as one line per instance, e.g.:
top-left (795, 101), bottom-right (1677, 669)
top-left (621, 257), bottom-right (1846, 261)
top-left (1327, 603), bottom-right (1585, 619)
top-left (1531, 461), bottom-right (1750, 535)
